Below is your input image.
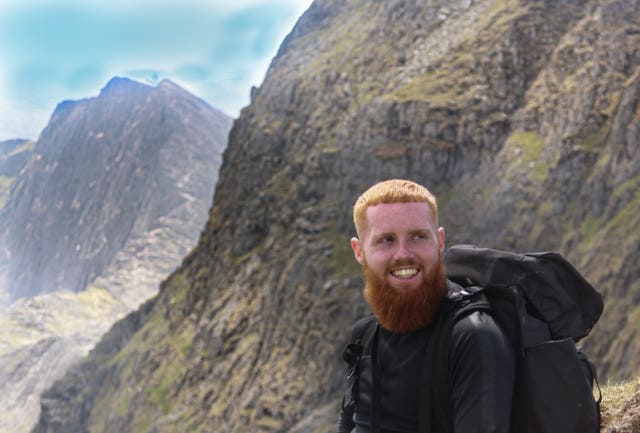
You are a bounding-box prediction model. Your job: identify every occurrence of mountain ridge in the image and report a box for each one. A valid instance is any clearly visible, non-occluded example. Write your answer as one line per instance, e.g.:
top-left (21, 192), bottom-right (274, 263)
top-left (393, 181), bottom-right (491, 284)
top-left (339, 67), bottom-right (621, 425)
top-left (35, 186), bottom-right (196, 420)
top-left (0, 76), bottom-right (232, 302)
top-left (0, 77), bottom-right (232, 433)
top-left (33, 1), bottom-right (640, 432)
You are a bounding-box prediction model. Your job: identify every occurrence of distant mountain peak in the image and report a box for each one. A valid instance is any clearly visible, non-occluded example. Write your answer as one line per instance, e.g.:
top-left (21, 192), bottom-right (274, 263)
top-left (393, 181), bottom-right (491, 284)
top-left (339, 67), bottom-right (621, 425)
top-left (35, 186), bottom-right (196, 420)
top-left (99, 76), bottom-right (150, 98)
top-left (157, 78), bottom-right (180, 89)
top-left (51, 99), bottom-right (78, 117)
top-left (0, 75), bottom-right (233, 301)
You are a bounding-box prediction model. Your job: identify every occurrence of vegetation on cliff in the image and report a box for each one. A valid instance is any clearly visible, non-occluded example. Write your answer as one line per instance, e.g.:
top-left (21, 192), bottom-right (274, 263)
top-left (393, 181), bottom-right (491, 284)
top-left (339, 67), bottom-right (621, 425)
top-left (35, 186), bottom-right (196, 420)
top-left (601, 378), bottom-right (640, 432)
top-left (32, 0), bottom-right (640, 432)
top-left (0, 78), bottom-right (232, 433)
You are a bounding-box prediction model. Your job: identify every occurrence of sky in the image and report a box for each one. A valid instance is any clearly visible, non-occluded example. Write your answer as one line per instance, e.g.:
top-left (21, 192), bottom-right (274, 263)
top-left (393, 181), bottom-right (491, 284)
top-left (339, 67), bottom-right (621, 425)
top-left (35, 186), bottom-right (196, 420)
top-left (0, 0), bottom-right (313, 141)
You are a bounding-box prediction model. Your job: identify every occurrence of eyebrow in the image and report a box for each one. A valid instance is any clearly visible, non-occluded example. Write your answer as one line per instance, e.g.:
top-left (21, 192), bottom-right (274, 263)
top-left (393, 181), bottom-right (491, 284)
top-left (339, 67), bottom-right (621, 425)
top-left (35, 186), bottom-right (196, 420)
top-left (371, 228), bottom-right (430, 240)
top-left (372, 231), bottom-right (394, 239)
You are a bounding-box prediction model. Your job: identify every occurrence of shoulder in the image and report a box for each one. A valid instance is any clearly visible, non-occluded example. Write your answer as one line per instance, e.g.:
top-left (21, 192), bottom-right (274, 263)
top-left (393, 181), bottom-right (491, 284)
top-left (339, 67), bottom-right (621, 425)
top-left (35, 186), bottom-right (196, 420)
top-left (443, 280), bottom-right (505, 344)
top-left (348, 314), bottom-right (377, 342)
top-left (452, 310), bottom-right (503, 337)
top-left (449, 310), bottom-right (513, 364)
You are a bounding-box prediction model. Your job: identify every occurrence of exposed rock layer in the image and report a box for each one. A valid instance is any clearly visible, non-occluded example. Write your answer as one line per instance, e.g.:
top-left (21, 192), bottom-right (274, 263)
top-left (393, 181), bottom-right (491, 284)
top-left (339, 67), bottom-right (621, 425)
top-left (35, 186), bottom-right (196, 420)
top-left (34, 1), bottom-right (640, 432)
top-left (0, 78), bottom-right (231, 433)
top-left (0, 78), bottom-right (231, 303)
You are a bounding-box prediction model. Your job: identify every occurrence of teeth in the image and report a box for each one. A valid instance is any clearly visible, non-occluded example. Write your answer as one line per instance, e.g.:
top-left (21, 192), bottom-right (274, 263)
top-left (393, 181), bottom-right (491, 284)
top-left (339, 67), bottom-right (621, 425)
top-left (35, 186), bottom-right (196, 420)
top-left (392, 268), bottom-right (418, 278)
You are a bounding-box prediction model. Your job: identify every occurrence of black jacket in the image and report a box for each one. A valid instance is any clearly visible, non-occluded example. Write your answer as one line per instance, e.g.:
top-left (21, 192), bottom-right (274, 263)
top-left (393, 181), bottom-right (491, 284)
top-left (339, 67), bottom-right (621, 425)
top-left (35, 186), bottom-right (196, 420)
top-left (338, 282), bottom-right (515, 433)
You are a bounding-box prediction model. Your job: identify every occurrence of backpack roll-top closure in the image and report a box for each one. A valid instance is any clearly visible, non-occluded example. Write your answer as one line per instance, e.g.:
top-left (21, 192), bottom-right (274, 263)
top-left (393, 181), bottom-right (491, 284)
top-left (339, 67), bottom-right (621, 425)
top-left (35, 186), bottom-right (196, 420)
top-left (443, 244), bottom-right (603, 342)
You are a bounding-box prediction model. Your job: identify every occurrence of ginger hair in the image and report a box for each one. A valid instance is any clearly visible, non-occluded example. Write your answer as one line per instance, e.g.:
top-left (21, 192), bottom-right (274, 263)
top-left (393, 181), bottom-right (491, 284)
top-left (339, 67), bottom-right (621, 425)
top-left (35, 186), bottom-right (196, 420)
top-left (353, 179), bottom-right (438, 237)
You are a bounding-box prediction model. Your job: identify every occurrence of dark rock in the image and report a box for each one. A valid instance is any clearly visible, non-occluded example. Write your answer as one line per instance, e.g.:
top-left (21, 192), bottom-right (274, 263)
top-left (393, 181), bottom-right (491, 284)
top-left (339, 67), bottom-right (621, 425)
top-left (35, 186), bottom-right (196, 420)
top-left (32, 1), bottom-right (640, 432)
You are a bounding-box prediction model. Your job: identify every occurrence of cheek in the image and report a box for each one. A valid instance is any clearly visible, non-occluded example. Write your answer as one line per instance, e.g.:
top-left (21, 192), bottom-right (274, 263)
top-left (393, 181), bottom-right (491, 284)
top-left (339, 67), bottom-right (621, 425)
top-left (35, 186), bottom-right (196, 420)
top-left (363, 250), bottom-right (389, 272)
top-left (427, 248), bottom-right (443, 267)
top-left (411, 244), bottom-right (440, 265)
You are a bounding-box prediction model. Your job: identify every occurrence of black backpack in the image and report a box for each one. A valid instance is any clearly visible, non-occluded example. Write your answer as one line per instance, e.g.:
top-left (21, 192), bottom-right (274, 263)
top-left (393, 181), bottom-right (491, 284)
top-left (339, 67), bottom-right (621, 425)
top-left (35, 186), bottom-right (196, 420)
top-left (340, 244), bottom-right (603, 433)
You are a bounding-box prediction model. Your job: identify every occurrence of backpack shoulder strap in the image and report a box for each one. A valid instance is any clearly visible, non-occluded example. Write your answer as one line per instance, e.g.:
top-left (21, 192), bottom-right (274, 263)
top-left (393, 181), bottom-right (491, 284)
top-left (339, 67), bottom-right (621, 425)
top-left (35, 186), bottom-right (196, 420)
top-left (342, 314), bottom-right (377, 364)
top-left (340, 314), bottom-right (378, 415)
top-left (450, 285), bottom-right (492, 320)
top-left (419, 288), bottom-right (492, 433)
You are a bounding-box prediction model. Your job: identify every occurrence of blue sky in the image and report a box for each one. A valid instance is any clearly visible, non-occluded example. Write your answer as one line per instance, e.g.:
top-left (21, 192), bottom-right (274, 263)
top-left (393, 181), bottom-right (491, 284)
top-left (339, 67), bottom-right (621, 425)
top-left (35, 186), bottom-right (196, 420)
top-left (0, 0), bottom-right (313, 141)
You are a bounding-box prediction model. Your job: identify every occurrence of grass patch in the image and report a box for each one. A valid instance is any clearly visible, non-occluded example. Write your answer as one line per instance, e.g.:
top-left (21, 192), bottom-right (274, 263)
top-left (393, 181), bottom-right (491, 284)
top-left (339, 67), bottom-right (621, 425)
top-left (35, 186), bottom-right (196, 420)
top-left (608, 189), bottom-right (640, 238)
top-left (601, 377), bottom-right (640, 431)
top-left (475, 0), bottom-right (522, 30)
top-left (612, 175), bottom-right (640, 202)
top-left (164, 269), bottom-right (191, 314)
top-left (0, 175), bottom-right (15, 210)
top-left (580, 216), bottom-right (603, 245)
top-left (506, 130), bottom-right (547, 182)
top-left (601, 91), bottom-right (621, 118)
top-left (628, 304), bottom-right (640, 328)
top-left (577, 185), bottom-right (640, 274)
top-left (321, 223), bottom-right (360, 277)
top-left (265, 169), bottom-right (294, 198)
top-left (577, 124), bottom-right (610, 154)
top-left (148, 382), bottom-right (172, 414)
top-left (233, 244), bottom-right (262, 267)
top-left (255, 415), bottom-right (283, 430)
top-left (511, 131), bottom-right (544, 161)
top-left (388, 61), bottom-right (479, 107)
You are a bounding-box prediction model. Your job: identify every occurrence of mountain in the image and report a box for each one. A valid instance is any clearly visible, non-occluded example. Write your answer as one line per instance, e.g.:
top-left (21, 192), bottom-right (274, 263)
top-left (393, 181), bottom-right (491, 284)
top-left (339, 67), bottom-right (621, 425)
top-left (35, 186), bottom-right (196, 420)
top-left (0, 77), bottom-right (231, 304)
top-left (33, 1), bottom-right (640, 432)
top-left (0, 77), bottom-right (232, 433)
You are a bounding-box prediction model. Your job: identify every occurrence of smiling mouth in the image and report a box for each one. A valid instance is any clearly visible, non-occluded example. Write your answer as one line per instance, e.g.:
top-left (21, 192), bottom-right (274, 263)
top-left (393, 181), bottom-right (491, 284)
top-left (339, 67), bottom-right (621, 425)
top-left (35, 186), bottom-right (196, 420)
top-left (391, 267), bottom-right (419, 279)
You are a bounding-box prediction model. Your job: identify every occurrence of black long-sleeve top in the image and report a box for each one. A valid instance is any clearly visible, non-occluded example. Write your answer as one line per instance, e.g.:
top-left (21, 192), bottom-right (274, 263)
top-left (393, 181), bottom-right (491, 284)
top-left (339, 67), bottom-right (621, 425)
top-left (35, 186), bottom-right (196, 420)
top-left (338, 307), bottom-right (515, 433)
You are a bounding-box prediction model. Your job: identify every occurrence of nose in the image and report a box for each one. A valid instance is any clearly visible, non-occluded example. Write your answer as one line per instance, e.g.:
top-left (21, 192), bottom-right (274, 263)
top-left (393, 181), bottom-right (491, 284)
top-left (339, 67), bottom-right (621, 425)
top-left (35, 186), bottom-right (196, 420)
top-left (394, 239), bottom-right (413, 260)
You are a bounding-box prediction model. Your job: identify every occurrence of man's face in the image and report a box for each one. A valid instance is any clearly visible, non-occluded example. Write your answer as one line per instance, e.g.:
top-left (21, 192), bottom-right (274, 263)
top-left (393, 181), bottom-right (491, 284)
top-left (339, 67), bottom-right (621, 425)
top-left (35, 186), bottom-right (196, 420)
top-left (351, 202), bottom-right (445, 294)
top-left (350, 202), bottom-right (447, 332)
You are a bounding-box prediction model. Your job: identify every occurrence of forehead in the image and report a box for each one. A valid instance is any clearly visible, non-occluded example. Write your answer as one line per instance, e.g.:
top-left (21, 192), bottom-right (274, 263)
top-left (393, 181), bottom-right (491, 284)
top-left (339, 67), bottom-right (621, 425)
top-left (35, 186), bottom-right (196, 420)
top-left (364, 202), bottom-right (436, 234)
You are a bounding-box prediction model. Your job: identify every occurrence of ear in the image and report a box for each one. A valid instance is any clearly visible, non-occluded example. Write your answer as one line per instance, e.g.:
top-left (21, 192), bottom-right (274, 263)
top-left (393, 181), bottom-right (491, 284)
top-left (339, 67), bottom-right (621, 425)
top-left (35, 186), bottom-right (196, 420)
top-left (351, 237), bottom-right (364, 265)
top-left (437, 227), bottom-right (446, 255)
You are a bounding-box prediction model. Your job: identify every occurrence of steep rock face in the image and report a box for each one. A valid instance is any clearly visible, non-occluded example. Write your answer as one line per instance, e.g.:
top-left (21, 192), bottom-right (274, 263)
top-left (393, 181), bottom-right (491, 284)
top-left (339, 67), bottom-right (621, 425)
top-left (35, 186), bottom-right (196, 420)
top-left (0, 78), bottom-right (232, 303)
top-left (443, 0), bottom-right (640, 380)
top-left (0, 78), bottom-right (232, 433)
top-left (34, 1), bottom-right (640, 433)
top-left (0, 139), bottom-right (34, 217)
top-left (0, 139), bottom-right (33, 178)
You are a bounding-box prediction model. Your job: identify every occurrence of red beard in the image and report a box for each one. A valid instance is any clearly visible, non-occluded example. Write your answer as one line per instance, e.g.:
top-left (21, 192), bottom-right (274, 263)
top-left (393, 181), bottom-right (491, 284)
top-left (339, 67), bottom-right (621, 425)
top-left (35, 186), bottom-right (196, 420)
top-left (362, 256), bottom-right (447, 333)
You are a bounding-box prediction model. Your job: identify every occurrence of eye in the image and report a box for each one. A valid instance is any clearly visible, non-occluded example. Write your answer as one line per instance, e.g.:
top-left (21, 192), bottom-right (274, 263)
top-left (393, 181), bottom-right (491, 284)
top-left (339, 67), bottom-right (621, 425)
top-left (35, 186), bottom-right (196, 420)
top-left (376, 235), bottom-right (395, 244)
top-left (412, 232), bottom-right (428, 240)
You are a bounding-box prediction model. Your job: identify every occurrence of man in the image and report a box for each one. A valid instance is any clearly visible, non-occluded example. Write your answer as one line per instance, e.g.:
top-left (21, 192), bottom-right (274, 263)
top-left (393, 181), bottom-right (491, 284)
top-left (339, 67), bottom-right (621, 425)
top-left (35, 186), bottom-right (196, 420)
top-left (337, 179), bottom-right (515, 433)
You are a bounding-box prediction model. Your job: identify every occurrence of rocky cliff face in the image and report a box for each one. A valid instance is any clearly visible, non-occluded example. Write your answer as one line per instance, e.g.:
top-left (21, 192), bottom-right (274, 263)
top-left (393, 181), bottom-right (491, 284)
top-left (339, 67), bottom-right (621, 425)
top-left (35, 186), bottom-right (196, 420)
top-left (0, 77), bottom-right (232, 304)
top-left (0, 78), bottom-right (232, 433)
top-left (0, 139), bottom-right (33, 178)
top-left (0, 139), bottom-right (34, 220)
top-left (33, 1), bottom-right (640, 432)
